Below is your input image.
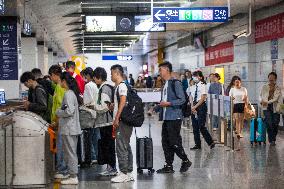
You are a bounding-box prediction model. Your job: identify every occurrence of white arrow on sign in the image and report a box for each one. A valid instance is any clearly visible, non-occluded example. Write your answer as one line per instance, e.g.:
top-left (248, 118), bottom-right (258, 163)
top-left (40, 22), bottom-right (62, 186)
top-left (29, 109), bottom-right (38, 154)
top-left (154, 10), bottom-right (165, 21)
top-left (3, 39), bottom-right (9, 46)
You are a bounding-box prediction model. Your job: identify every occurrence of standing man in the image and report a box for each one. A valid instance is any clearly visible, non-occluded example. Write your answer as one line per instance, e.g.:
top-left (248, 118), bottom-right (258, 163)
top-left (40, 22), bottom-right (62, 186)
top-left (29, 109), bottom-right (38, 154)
top-left (110, 65), bottom-right (134, 183)
top-left (260, 72), bottom-right (282, 146)
top-left (65, 61), bottom-right (85, 95)
top-left (155, 61), bottom-right (192, 174)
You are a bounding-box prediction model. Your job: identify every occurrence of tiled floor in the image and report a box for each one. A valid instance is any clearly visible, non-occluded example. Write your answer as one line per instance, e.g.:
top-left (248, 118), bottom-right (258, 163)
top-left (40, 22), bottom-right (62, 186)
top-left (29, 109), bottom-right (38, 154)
top-left (50, 117), bottom-right (284, 189)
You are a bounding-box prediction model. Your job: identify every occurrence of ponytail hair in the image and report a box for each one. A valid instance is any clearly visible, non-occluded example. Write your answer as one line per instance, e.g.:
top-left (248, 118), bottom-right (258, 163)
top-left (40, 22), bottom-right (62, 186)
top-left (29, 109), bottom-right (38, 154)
top-left (193, 70), bottom-right (206, 84)
top-left (60, 72), bottom-right (82, 105)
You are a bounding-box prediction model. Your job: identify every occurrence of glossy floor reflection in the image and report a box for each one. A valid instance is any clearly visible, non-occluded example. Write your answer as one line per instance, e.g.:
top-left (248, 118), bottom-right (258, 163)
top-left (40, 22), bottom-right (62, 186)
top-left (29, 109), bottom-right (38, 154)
top-left (50, 117), bottom-right (284, 189)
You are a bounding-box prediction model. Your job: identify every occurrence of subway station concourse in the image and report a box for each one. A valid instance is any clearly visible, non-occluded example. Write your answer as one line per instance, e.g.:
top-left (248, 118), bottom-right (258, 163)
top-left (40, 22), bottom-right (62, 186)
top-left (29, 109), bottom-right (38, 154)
top-left (1, 0), bottom-right (284, 189)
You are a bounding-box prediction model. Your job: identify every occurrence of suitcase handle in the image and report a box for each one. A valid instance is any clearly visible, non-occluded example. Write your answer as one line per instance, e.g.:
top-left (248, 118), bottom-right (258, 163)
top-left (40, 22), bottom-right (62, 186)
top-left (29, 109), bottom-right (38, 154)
top-left (135, 116), bottom-right (152, 138)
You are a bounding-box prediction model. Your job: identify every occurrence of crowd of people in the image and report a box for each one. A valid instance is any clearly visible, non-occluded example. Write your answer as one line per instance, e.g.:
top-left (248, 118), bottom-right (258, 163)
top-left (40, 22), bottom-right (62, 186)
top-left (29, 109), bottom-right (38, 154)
top-left (19, 60), bottom-right (282, 185)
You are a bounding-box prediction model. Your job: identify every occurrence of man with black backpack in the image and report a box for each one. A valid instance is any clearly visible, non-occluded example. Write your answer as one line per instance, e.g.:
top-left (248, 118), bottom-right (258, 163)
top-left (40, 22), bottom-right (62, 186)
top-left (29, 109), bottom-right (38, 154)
top-left (110, 64), bottom-right (135, 183)
top-left (20, 72), bottom-right (48, 121)
top-left (155, 61), bottom-right (192, 174)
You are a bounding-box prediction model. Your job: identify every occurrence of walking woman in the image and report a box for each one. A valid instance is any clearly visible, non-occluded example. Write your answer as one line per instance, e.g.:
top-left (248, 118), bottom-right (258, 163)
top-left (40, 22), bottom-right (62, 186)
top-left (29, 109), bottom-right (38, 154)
top-left (56, 72), bottom-right (81, 185)
top-left (190, 71), bottom-right (215, 150)
top-left (229, 76), bottom-right (248, 138)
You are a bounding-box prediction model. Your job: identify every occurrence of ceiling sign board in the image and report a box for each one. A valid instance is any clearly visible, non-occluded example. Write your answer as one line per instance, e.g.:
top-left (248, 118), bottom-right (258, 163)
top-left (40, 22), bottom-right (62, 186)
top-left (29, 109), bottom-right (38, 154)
top-left (0, 16), bottom-right (18, 80)
top-left (153, 7), bottom-right (228, 23)
top-left (102, 55), bottom-right (133, 61)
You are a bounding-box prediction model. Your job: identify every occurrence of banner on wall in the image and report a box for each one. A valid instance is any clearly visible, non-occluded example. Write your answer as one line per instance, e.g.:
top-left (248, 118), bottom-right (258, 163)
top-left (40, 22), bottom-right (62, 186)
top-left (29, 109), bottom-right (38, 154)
top-left (70, 56), bottom-right (86, 75)
top-left (255, 12), bottom-right (284, 43)
top-left (205, 40), bottom-right (234, 66)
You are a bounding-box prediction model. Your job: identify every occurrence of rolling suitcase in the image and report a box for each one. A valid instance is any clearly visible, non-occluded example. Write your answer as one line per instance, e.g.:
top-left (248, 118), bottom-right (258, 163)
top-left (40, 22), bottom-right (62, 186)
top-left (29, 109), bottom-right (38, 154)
top-left (136, 117), bottom-right (155, 175)
top-left (250, 118), bottom-right (266, 146)
top-left (77, 129), bottom-right (92, 166)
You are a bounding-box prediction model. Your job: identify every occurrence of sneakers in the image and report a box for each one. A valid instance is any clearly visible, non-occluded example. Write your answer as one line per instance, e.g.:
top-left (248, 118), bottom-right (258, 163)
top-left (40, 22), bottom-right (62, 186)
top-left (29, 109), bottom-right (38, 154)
top-left (180, 160), bottom-right (192, 173)
top-left (91, 160), bottom-right (98, 165)
top-left (190, 145), bottom-right (201, 150)
top-left (213, 128), bottom-right (217, 131)
top-left (54, 173), bottom-right (70, 179)
top-left (239, 134), bottom-right (244, 138)
top-left (61, 177), bottom-right (79, 185)
top-left (127, 173), bottom-right (134, 181)
top-left (99, 167), bottom-right (118, 176)
top-left (111, 173), bottom-right (131, 183)
top-left (156, 165), bottom-right (175, 174)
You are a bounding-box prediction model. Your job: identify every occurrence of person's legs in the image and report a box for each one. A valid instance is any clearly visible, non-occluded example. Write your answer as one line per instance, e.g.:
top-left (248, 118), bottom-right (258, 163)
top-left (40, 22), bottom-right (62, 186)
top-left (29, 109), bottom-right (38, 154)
top-left (272, 113), bottom-right (280, 142)
top-left (234, 113), bottom-right (240, 136)
top-left (212, 115), bottom-right (219, 129)
top-left (61, 135), bottom-right (79, 177)
top-left (115, 122), bottom-right (133, 174)
top-left (239, 113), bottom-right (245, 137)
top-left (56, 133), bottom-right (67, 174)
top-left (91, 128), bottom-right (100, 161)
top-left (264, 110), bottom-right (273, 143)
top-left (161, 121), bottom-right (175, 165)
top-left (197, 104), bottom-right (214, 146)
top-left (191, 114), bottom-right (201, 148)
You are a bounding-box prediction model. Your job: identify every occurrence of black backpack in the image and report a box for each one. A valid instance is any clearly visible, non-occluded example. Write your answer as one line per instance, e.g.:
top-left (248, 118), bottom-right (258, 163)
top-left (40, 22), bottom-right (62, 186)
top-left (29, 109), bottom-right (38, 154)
top-left (171, 79), bottom-right (191, 118)
top-left (117, 83), bottom-right (145, 127)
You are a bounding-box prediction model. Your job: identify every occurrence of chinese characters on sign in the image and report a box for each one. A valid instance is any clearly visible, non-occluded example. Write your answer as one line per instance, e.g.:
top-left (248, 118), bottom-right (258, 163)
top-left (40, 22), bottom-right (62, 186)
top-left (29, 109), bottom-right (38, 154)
top-left (153, 7), bottom-right (228, 23)
top-left (271, 39), bottom-right (278, 60)
top-left (205, 41), bottom-right (234, 66)
top-left (255, 12), bottom-right (284, 43)
top-left (0, 16), bottom-right (18, 80)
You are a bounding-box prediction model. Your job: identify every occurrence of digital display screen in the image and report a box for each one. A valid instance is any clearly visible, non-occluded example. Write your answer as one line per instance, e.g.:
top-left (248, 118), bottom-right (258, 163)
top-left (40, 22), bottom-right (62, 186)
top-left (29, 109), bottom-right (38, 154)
top-left (86, 16), bottom-right (116, 32)
top-left (135, 15), bottom-right (165, 32)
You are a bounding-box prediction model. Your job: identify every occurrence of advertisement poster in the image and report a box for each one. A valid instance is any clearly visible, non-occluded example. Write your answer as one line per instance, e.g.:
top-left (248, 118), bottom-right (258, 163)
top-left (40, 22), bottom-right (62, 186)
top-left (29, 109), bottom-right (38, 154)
top-left (215, 67), bottom-right (225, 84)
top-left (70, 56), bottom-right (86, 75)
top-left (0, 16), bottom-right (18, 80)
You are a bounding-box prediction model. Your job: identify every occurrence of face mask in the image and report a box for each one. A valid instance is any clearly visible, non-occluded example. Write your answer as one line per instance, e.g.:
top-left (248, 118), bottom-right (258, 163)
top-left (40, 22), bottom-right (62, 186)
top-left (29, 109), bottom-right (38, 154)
top-left (192, 77), bottom-right (199, 82)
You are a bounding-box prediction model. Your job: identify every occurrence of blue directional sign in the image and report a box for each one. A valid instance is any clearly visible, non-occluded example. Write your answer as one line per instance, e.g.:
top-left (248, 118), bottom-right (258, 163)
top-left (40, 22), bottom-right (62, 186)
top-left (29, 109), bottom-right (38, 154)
top-left (153, 7), bottom-right (228, 23)
top-left (102, 55), bottom-right (133, 61)
top-left (0, 16), bottom-right (18, 80)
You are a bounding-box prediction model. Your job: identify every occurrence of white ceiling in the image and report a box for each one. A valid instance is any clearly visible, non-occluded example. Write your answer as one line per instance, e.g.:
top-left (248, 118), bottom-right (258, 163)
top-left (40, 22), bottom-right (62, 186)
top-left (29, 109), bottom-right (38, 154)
top-left (20, 0), bottom-right (283, 56)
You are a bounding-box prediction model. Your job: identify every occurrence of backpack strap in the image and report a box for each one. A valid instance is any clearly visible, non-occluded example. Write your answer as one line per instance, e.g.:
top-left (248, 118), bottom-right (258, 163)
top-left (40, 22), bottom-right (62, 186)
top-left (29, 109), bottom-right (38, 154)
top-left (171, 79), bottom-right (181, 99)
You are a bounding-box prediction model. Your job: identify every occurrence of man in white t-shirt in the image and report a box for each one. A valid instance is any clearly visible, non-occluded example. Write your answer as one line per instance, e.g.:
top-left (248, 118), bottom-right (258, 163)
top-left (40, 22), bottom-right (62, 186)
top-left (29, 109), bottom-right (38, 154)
top-left (109, 64), bottom-right (134, 183)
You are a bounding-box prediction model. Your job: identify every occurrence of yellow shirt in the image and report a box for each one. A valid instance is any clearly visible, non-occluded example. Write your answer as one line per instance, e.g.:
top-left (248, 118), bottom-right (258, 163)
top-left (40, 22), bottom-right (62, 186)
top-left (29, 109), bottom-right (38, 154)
top-left (51, 84), bottom-right (66, 123)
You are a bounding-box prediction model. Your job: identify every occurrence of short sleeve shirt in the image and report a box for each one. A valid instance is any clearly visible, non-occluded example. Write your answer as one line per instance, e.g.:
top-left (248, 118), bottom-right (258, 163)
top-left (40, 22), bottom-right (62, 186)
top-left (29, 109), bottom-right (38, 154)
top-left (190, 82), bottom-right (207, 102)
top-left (229, 87), bottom-right (247, 104)
top-left (114, 82), bottom-right (128, 120)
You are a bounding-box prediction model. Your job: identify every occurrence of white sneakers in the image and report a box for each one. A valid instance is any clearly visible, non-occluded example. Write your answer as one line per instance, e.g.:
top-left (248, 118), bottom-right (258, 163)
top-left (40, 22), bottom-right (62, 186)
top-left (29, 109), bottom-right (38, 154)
top-left (61, 177), bottom-right (79, 185)
top-left (111, 172), bottom-right (135, 183)
top-left (99, 167), bottom-right (118, 176)
top-left (54, 173), bottom-right (70, 179)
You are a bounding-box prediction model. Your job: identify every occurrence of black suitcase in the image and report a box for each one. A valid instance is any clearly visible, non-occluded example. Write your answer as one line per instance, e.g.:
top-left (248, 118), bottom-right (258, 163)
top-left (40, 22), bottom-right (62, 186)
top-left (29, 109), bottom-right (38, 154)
top-left (136, 117), bottom-right (155, 174)
top-left (77, 129), bottom-right (92, 166)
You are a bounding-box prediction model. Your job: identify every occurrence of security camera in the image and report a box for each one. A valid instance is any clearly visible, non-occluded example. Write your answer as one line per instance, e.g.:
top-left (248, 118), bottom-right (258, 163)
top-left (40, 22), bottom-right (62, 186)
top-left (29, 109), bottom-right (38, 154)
top-left (233, 30), bottom-right (247, 39)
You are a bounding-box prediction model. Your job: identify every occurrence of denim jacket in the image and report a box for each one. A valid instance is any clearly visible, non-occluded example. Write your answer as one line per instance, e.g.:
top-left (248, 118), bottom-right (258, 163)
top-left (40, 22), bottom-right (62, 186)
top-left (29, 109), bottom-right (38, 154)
top-left (155, 78), bottom-right (186, 121)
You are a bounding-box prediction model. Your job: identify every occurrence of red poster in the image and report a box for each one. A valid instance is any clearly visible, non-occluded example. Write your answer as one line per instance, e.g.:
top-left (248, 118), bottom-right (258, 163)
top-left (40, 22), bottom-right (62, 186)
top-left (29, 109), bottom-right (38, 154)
top-left (255, 12), bottom-right (284, 43)
top-left (205, 40), bottom-right (234, 66)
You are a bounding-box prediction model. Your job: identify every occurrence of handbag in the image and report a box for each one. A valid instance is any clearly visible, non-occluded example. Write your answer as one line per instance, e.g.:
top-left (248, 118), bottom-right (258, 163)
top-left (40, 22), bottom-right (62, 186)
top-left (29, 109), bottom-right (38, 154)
top-left (244, 102), bottom-right (256, 120)
top-left (79, 106), bottom-right (96, 129)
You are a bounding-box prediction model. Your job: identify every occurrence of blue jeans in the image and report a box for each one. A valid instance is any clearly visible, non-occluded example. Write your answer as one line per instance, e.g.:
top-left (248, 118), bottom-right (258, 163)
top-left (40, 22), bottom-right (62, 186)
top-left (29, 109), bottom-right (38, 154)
top-left (56, 133), bottom-right (67, 173)
top-left (91, 128), bottom-right (101, 161)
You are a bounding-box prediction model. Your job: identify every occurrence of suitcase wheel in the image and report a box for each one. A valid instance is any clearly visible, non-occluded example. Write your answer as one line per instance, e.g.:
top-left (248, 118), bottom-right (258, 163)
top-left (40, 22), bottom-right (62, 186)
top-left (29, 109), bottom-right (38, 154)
top-left (148, 168), bottom-right (155, 175)
top-left (137, 168), bottom-right (143, 174)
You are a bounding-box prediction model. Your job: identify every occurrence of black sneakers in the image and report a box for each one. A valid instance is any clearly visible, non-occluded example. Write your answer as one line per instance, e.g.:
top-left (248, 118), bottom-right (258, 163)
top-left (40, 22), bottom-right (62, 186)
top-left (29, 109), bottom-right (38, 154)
top-left (180, 160), bottom-right (192, 173)
top-left (156, 165), bottom-right (175, 174)
top-left (210, 143), bottom-right (216, 149)
top-left (190, 145), bottom-right (201, 150)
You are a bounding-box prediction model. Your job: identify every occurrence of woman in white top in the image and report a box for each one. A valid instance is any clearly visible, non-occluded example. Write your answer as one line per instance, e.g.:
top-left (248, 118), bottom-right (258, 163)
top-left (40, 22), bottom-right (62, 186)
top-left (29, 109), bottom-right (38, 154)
top-left (81, 67), bottom-right (100, 164)
top-left (229, 76), bottom-right (248, 138)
